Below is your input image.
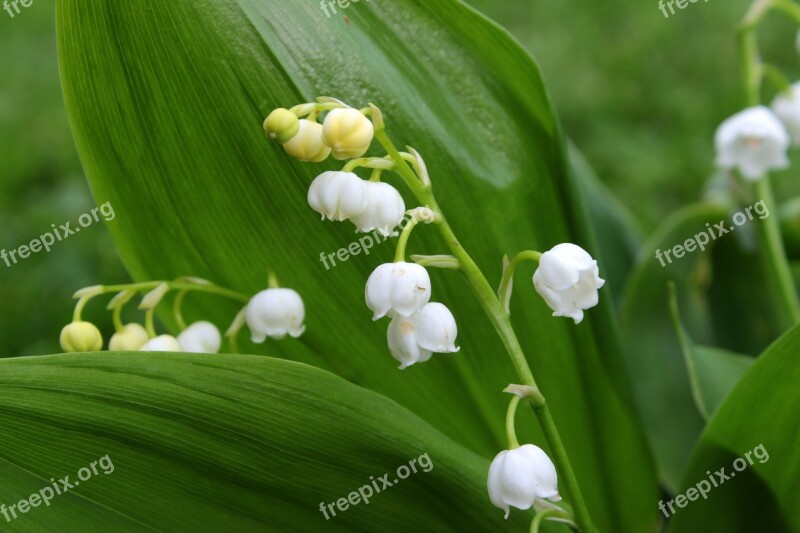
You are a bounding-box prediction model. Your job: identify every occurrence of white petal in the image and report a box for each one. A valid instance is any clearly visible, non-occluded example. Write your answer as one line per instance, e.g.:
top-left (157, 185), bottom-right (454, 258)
top-left (413, 302), bottom-right (459, 353)
top-left (178, 321), bottom-right (222, 353)
top-left (387, 316), bottom-right (421, 369)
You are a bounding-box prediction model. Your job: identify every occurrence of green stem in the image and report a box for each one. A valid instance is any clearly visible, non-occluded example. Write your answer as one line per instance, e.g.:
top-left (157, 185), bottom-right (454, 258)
top-left (505, 395), bottom-right (521, 449)
top-left (498, 250), bottom-right (543, 313)
top-left (394, 216), bottom-right (419, 262)
top-left (72, 297), bottom-right (90, 322)
top-left (173, 290), bottom-right (188, 331)
top-left (144, 307), bottom-right (156, 339)
top-left (374, 128), bottom-right (597, 533)
top-left (112, 303), bottom-right (124, 333)
top-left (530, 508), bottom-right (576, 533)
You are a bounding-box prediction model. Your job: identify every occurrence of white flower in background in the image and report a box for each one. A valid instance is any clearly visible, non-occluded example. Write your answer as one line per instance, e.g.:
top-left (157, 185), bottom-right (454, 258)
top-left (140, 335), bottom-right (182, 352)
top-left (307, 171), bottom-right (369, 221)
top-left (322, 108), bottom-right (375, 159)
top-left (177, 321), bottom-right (222, 353)
top-left (59, 321), bottom-right (103, 352)
top-left (246, 288), bottom-right (306, 342)
top-left (365, 262), bottom-right (431, 320)
top-left (714, 106), bottom-right (789, 180)
top-left (351, 181), bottom-right (406, 236)
top-left (771, 83), bottom-right (800, 145)
top-left (487, 444), bottom-right (561, 519)
top-left (533, 243), bottom-right (605, 324)
top-left (109, 323), bottom-right (149, 351)
top-left (283, 119), bottom-right (331, 162)
top-left (263, 108), bottom-right (300, 144)
top-left (387, 303), bottom-right (459, 369)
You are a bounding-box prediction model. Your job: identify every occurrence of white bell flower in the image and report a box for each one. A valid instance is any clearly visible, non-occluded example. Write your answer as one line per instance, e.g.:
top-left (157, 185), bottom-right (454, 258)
top-left (365, 262), bottom-right (431, 320)
top-left (322, 108), bottom-right (375, 159)
top-left (283, 119), bottom-right (331, 162)
top-left (177, 321), bottom-right (222, 353)
top-left (487, 444), bottom-right (561, 519)
top-left (140, 335), bottom-right (182, 352)
top-left (246, 288), bottom-right (306, 342)
top-left (386, 302), bottom-right (459, 370)
top-left (533, 243), bottom-right (605, 324)
top-left (771, 83), bottom-right (800, 145)
top-left (109, 323), bottom-right (149, 351)
top-left (350, 181), bottom-right (406, 236)
top-left (307, 171), bottom-right (369, 221)
top-left (714, 106), bottom-right (789, 180)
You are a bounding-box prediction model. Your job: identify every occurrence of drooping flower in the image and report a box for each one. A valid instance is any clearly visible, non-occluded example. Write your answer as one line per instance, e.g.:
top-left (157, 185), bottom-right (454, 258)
top-left (140, 335), bottom-right (182, 352)
top-left (59, 321), bottom-right (103, 352)
top-left (771, 83), bottom-right (800, 145)
top-left (246, 288), bottom-right (306, 342)
top-left (714, 106), bottom-right (789, 180)
top-left (532, 243), bottom-right (605, 324)
top-left (307, 171), bottom-right (369, 221)
top-left (322, 108), bottom-right (375, 159)
top-left (350, 181), bottom-right (406, 236)
top-left (386, 302), bottom-right (460, 369)
top-left (365, 262), bottom-right (431, 320)
top-left (487, 444), bottom-right (561, 519)
top-left (109, 323), bottom-right (149, 351)
top-left (177, 321), bottom-right (222, 353)
top-left (283, 119), bottom-right (331, 162)
top-left (263, 108), bottom-right (301, 144)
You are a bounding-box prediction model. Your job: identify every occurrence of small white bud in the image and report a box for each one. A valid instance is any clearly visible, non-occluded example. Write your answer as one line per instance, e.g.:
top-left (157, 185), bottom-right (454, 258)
top-left (350, 181), bottom-right (406, 236)
top-left (60, 321), bottom-right (103, 352)
top-left (140, 334), bottom-right (182, 352)
top-left (365, 262), bottom-right (431, 320)
top-left (177, 321), bottom-right (222, 353)
top-left (246, 288), bottom-right (306, 342)
top-left (771, 83), bottom-right (800, 145)
top-left (307, 171), bottom-right (369, 221)
top-left (533, 243), bottom-right (605, 324)
top-left (715, 106), bottom-right (789, 180)
top-left (283, 120), bottom-right (331, 162)
top-left (109, 323), bottom-right (149, 351)
top-left (322, 108), bottom-right (375, 159)
top-left (487, 444), bottom-right (561, 519)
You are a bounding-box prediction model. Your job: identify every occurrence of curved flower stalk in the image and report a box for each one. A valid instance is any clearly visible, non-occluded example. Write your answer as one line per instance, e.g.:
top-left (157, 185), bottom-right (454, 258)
top-left (60, 275), bottom-right (306, 354)
top-left (264, 97), bottom-right (603, 531)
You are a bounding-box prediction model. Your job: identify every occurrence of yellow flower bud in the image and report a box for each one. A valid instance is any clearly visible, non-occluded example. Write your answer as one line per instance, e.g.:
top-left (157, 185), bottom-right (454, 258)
top-left (109, 323), bottom-right (149, 351)
top-left (263, 108), bottom-right (300, 144)
top-left (60, 321), bottom-right (103, 352)
top-left (283, 120), bottom-right (331, 162)
top-left (322, 108), bottom-right (375, 160)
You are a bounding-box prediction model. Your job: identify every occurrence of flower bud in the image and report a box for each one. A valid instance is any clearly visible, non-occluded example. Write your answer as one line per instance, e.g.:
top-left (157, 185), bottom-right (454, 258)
top-left (350, 181), bottom-right (406, 236)
top-left (715, 106), bottom-right (789, 180)
top-left (59, 321), bottom-right (103, 352)
top-left (386, 302), bottom-right (459, 369)
top-left (283, 120), bottom-right (331, 162)
top-left (322, 108), bottom-right (375, 159)
top-left (177, 321), bottom-right (222, 353)
top-left (532, 243), bottom-right (605, 324)
top-left (365, 262), bottom-right (431, 320)
top-left (488, 444), bottom-right (560, 519)
top-left (109, 323), bottom-right (149, 351)
top-left (246, 288), bottom-right (306, 342)
top-left (307, 171), bottom-right (369, 221)
top-left (264, 108), bottom-right (300, 144)
top-left (771, 83), bottom-right (800, 145)
top-left (140, 335), bottom-right (182, 352)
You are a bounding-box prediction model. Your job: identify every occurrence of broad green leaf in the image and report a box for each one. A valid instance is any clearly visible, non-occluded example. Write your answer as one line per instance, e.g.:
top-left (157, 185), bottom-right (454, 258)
top-left (668, 325), bottom-right (800, 533)
top-left (0, 352), bottom-right (535, 532)
top-left (668, 283), bottom-right (754, 420)
top-left (56, 0), bottom-right (658, 529)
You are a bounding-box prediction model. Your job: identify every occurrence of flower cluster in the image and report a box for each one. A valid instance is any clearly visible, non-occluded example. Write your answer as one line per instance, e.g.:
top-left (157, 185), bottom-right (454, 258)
top-left (59, 278), bottom-right (305, 355)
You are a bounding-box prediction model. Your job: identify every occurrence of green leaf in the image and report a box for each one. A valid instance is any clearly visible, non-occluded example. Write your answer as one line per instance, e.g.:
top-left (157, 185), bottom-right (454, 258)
top-left (668, 325), bottom-right (800, 533)
top-left (56, 0), bottom-right (658, 529)
top-left (0, 352), bottom-right (533, 531)
top-left (668, 283), bottom-right (754, 420)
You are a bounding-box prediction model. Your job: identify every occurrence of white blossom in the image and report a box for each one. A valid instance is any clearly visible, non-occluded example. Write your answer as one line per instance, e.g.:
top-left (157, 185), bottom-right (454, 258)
top-left (533, 243), bottom-right (605, 324)
top-left (246, 288), bottom-right (306, 342)
top-left (140, 335), bottom-right (182, 352)
top-left (771, 83), bottom-right (800, 145)
top-left (307, 171), bottom-right (369, 221)
top-left (350, 181), bottom-right (406, 236)
top-left (386, 302), bottom-right (459, 369)
top-left (177, 321), bottom-right (222, 353)
top-left (322, 108), bottom-right (375, 159)
top-left (283, 119), bottom-right (331, 162)
top-left (488, 444), bottom-right (560, 519)
top-left (714, 106), bottom-right (789, 180)
top-left (365, 262), bottom-right (430, 320)
top-left (109, 323), bottom-right (149, 351)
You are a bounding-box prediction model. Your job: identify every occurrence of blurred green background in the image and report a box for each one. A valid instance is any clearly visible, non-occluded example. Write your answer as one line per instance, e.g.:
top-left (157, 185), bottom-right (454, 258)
top-left (2, 0), bottom-right (798, 356)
